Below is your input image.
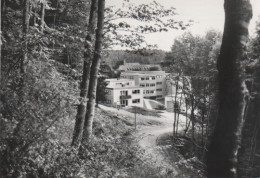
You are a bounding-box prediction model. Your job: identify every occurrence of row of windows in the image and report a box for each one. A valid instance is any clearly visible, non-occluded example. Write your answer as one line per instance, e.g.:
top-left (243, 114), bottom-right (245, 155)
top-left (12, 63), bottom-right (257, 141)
top-left (156, 82), bottom-right (163, 85)
top-left (140, 83), bottom-right (156, 87)
top-left (156, 89), bottom-right (162, 91)
top-left (106, 90), bottom-right (141, 95)
top-left (140, 76), bottom-right (156, 80)
top-left (122, 75), bottom-right (163, 81)
top-left (143, 90), bottom-right (155, 94)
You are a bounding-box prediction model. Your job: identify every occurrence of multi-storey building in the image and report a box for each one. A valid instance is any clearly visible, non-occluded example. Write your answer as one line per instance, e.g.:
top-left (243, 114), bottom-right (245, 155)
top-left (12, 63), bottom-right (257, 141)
top-left (104, 79), bottom-right (144, 108)
top-left (120, 71), bottom-right (168, 99)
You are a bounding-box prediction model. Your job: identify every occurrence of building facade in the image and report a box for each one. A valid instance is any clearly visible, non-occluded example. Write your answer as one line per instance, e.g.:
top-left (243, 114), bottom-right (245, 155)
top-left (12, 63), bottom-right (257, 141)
top-left (120, 71), bottom-right (168, 99)
top-left (104, 79), bottom-right (144, 108)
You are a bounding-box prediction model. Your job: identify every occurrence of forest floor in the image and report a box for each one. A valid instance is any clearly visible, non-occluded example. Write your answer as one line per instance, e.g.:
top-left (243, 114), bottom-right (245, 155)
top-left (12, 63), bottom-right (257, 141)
top-left (99, 105), bottom-right (202, 177)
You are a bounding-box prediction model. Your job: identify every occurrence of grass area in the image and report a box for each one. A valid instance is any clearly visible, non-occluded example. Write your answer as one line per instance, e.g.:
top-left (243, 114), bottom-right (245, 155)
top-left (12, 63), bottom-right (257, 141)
top-left (89, 108), bottom-right (177, 177)
top-left (99, 107), bottom-right (162, 129)
top-left (124, 106), bottom-right (163, 117)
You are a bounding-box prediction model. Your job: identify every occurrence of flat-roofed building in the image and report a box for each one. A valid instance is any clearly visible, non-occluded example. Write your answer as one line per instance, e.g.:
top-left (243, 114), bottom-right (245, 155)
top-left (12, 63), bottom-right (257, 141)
top-left (120, 71), bottom-right (168, 99)
top-left (104, 78), bottom-right (144, 108)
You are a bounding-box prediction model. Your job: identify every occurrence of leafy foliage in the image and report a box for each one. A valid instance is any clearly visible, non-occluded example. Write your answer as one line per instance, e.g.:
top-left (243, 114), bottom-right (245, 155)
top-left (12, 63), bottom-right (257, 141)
top-left (104, 1), bottom-right (192, 50)
top-left (162, 30), bottom-right (222, 162)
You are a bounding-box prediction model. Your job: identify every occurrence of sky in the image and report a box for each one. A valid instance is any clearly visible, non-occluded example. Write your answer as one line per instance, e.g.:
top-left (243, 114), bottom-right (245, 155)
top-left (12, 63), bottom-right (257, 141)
top-left (108, 0), bottom-right (260, 51)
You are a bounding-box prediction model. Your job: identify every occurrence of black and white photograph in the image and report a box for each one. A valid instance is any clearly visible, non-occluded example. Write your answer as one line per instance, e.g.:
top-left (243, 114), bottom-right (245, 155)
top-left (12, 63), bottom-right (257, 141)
top-left (0, 0), bottom-right (260, 177)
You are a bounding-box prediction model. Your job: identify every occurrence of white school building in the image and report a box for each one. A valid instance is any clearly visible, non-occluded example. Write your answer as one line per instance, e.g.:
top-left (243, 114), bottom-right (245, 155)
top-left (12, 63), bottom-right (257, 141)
top-left (104, 69), bottom-right (184, 110)
top-left (104, 79), bottom-right (144, 108)
top-left (120, 71), bottom-right (168, 100)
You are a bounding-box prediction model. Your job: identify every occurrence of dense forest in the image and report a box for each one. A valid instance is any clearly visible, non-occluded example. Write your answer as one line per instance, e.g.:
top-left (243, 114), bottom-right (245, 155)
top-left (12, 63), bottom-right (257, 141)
top-left (0, 0), bottom-right (260, 177)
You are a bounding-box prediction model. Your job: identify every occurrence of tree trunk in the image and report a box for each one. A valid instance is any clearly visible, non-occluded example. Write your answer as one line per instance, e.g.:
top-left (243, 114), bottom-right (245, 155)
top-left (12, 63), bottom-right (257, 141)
top-left (40, 1), bottom-right (45, 33)
top-left (185, 97), bottom-right (188, 129)
top-left (71, 0), bottom-right (98, 147)
top-left (176, 88), bottom-right (183, 136)
top-left (82, 0), bottom-right (105, 143)
top-left (207, 0), bottom-right (252, 177)
top-left (190, 94), bottom-right (195, 143)
top-left (21, 0), bottom-right (30, 74)
top-left (238, 64), bottom-right (260, 178)
top-left (0, 0), bottom-right (2, 85)
top-left (173, 80), bottom-right (179, 136)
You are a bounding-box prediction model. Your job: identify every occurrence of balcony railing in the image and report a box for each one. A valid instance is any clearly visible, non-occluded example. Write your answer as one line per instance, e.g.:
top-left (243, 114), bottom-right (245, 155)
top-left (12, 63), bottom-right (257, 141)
top-left (120, 95), bottom-right (131, 99)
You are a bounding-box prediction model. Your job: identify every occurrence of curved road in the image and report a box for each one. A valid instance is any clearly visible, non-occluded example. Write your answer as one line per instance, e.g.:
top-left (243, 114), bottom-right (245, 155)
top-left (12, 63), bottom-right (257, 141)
top-left (99, 105), bottom-right (186, 175)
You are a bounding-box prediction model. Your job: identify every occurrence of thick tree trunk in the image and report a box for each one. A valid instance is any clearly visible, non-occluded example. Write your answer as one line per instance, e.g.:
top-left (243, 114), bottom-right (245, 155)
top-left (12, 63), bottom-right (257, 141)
top-left (71, 0), bottom-right (98, 147)
top-left (82, 0), bottom-right (105, 143)
top-left (21, 0), bottom-right (30, 74)
top-left (207, 0), bottom-right (252, 177)
top-left (0, 0), bottom-right (2, 85)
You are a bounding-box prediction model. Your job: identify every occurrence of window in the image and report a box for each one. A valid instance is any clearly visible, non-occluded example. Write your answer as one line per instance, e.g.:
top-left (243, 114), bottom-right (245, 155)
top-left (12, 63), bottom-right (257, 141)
top-left (146, 77), bottom-right (150, 80)
top-left (132, 99), bottom-right (140, 103)
top-left (146, 83), bottom-right (150, 87)
top-left (132, 90), bottom-right (140, 94)
top-left (150, 83), bottom-right (155, 87)
top-left (141, 77), bottom-right (145, 80)
top-left (150, 90), bottom-right (154, 94)
top-left (156, 82), bottom-right (162, 85)
top-left (143, 90), bottom-right (146, 94)
top-left (120, 91), bottom-right (128, 96)
top-left (140, 84), bottom-right (145, 87)
top-left (156, 89), bottom-right (162, 91)
top-left (105, 89), bottom-right (111, 95)
top-left (146, 90), bottom-right (150, 94)
top-left (152, 76), bottom-right (156, 80)
top-left (157, 75), bottom-right (162, 78)
top-left (120, 100), bottom-right (128, 106)
top-left (106, 100), bottom-right (111, 104)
